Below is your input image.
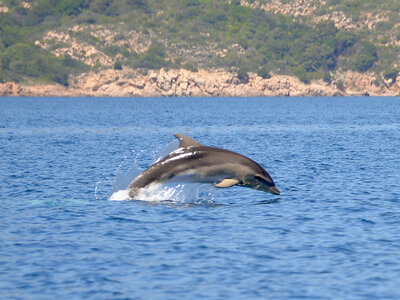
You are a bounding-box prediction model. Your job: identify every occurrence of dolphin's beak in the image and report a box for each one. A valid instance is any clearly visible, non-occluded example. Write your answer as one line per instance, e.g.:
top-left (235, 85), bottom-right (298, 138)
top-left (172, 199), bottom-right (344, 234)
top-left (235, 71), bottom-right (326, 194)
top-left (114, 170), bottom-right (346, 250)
top-left (269, 186), bottom-right (280, 195)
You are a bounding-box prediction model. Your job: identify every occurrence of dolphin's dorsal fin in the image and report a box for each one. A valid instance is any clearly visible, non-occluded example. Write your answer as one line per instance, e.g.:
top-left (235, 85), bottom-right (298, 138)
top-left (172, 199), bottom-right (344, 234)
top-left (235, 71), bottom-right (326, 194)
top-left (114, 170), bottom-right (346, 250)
top-left (214, 178), bottom-right (239, 188)
top-left (174, 133), bottom-right (202, 148)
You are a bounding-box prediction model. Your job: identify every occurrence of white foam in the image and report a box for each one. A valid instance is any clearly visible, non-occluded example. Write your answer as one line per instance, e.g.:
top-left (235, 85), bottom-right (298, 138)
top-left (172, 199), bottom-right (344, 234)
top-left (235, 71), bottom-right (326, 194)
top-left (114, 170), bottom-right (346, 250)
top-left (109, 189), bottom-right (130, 201)
top-left (108, 182), bottom-right (215, 204)
top-left (108, 183), bottom-right (185, 202)
top-left (135, 183), bottom-right (181, 202)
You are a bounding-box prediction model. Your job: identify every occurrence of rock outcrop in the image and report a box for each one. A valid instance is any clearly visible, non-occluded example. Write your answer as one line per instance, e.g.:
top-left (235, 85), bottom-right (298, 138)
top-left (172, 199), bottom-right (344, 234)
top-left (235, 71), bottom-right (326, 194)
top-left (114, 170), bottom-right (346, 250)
top-left (35, 26), bottom-right (151, 67)
top-left (242, 0), bottom-right (394, 32)
top-left (1, 68), bottom-right (399, 97)
top-left (35, 31), bottom-right (114, 67)
top-left (0, 82), bottom-right (23, 96)
top-left (0, 0), bottom-right (9, 13)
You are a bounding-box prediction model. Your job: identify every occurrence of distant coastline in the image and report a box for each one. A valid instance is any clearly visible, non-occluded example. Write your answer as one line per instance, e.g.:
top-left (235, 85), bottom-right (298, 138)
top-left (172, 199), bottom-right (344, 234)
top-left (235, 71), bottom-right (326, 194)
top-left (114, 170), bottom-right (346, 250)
top-left (2, 1), bottom-right (400, 97)
top-left (1, 68), bottom-right (399, 97)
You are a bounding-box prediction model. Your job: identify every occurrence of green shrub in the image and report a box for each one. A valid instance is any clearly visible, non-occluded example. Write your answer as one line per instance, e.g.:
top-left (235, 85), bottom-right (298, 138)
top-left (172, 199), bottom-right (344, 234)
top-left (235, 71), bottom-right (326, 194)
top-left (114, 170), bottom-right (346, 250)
top-left (126, 0), bottom-right (150, 13)
top-left (257, 66), bottom-right (271, 79)
top-left (352, 41), bottom-right (378, 72)
top-left (237, 67), bottom-right (249, 83)
top-left (323, 72), bottom-right (332, 84)
top-left (132, 43), bottom-right (171, 69)
top-left (56, 0), bottom-right (89, 16)
top-left (383, 69), bottom-right (398, 83)
top-left (182, 62), bottom-right (198, 72)
top-left (90, 0), bottom-right (110, 14)
top-left (103, 45), bottom-right (121, 57)
top-left (292, 65), bottom-right (310, 84)
top-left (113, 61), bottom-right (122, 70)
top-left (336, 80), bottom-right (345, 91)
top-left (0, 42), bottom-right (83, 85)
top-left (335, 31), bottom-right (357, 54)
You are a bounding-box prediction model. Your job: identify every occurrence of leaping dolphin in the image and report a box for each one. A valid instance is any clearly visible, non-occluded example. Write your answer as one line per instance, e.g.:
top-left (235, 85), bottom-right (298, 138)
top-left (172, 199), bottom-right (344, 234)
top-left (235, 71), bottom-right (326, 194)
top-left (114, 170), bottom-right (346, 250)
top-left (128, 133), bottom-right (280, 199)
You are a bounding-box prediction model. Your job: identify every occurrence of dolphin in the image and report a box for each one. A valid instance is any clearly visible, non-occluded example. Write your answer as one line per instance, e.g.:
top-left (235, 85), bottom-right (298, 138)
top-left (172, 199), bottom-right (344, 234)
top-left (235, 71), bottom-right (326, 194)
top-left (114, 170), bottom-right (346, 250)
top-left (128, 133), bottom-right (280, 199)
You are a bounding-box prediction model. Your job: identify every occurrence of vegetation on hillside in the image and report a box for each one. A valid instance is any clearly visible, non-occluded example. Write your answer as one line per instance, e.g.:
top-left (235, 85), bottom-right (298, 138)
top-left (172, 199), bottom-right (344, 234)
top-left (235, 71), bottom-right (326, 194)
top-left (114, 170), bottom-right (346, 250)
top-left (0, 0), bottom-right (399, 85)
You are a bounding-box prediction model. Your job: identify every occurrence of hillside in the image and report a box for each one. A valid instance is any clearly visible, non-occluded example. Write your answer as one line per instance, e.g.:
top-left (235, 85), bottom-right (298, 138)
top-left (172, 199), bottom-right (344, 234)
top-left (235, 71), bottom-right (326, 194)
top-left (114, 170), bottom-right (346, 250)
top-left (1, 0), bottom-right (399, 96)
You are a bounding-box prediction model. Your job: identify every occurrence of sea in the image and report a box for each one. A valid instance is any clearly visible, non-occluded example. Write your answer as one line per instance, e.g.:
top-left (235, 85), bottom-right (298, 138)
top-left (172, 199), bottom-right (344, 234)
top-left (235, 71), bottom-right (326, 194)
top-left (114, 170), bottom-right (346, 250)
top-left (1, 97), bottom-right (400, 299)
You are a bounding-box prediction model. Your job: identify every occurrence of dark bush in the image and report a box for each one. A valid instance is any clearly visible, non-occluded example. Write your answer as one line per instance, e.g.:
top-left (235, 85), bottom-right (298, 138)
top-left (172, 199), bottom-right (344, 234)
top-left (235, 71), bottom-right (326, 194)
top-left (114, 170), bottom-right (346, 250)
top-left (383, 69), bottom-right (398, 83)
top-left (133, 43), bottom-right (170, 69)
top-left (113, 61), bottom-right (122, 70)
top-left (352, 41), bottom-right (378, 72)
top-left (323, 72), bottom-right (332, 84)
top-left (257, 66), bottom-right (271, 79)
top-left (182, 62), bottom-right (198, 72)
top-left (237, 67), bottom-right (249, 83)
top-left (56, 0), bottom-right (89, 16)
top-left (292, 65), bottom-right (310, 84)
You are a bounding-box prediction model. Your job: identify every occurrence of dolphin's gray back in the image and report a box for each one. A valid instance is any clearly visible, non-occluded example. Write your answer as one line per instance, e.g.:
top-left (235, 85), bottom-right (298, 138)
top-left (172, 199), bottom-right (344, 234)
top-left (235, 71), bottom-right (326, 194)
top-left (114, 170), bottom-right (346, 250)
top-left (128, 145), bottom-right (272, 197)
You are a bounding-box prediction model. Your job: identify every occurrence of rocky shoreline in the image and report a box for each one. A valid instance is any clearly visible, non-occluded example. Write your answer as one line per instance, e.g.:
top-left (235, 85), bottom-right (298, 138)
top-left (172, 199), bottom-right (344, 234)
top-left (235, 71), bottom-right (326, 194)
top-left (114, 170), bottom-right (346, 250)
top-left (1, 68), bottom-right (399, 97)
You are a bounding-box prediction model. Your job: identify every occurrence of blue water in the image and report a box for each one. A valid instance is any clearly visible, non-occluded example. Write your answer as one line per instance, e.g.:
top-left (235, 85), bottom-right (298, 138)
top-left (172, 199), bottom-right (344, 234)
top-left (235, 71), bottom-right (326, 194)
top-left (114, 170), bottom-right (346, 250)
top-left (1, 97), bottom-right (400, 299)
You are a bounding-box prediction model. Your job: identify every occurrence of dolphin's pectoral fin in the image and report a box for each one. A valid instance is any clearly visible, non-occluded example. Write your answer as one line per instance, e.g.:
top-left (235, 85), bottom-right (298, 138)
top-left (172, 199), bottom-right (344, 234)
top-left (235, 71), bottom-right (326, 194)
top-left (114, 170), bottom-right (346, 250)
top-left (174, 133), bottom-right (202, 148)
top-left (214, 178), bottom-right (239, 188)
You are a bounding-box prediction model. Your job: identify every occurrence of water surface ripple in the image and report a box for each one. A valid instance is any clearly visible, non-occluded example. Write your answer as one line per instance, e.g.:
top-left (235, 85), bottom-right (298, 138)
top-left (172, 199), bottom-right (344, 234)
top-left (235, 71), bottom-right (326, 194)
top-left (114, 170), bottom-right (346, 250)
top-left (1, 97), bottom-right (400, 299)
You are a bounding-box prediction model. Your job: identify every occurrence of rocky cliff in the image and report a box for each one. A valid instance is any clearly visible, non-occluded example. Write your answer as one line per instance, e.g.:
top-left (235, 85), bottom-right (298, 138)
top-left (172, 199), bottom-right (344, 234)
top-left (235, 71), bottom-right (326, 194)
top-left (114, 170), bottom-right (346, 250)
top-left (242, 0), bottom-right (397, 33)
top-left (1, 68), bottom-right (399, 97)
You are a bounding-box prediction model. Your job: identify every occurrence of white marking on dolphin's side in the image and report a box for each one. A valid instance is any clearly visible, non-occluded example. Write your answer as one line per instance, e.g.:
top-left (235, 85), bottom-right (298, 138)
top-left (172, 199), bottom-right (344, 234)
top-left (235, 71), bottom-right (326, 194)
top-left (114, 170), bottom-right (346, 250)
top-left (161, 151), bottom-right (194, 164)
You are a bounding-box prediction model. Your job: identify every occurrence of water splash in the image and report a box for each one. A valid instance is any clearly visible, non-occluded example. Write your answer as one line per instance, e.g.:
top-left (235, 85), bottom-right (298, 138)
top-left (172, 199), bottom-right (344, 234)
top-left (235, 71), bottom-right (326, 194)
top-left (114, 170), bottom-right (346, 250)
top-left (131, 182), bottom-right (215, 204)
top-left (109, 189), bottom-right (130, 201)
top-left (153, 140), bottom-right (179, 163)
top-left (103, 140), bottom-right (215, 204)
top-left (109, 177), bottom-right (215, 204)
top-left (95, 148), bottom-right (143, 201)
